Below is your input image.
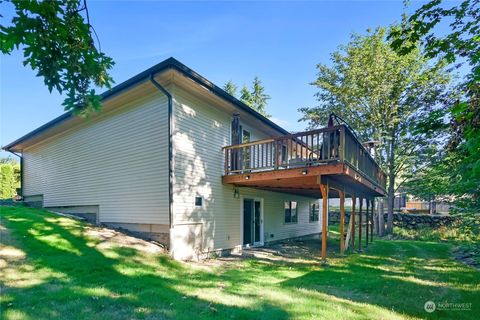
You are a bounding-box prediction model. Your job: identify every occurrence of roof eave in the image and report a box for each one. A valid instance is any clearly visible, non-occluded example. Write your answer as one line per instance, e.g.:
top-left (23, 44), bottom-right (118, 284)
top-left (2, 57), bottom-right (289, 151)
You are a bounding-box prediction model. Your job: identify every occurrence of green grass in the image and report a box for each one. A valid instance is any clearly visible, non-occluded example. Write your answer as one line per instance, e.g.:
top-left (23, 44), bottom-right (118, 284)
top-left (390, 215), bottom-right (480, 268)
top-left (1, 206), bottom-right (479, 320)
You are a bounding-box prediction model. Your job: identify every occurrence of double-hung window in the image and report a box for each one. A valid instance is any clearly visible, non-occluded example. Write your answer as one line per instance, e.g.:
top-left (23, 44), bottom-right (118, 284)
top-left (310, 202), bottom-right (319, 222)
top-left (284, 201), bottom-right (298, 224)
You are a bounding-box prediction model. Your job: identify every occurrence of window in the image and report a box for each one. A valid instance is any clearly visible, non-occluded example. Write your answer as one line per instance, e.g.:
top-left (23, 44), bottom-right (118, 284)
top-left (195, 196), bottom-right (203, 207)
top-left (310, 202), bottom-right (319, 222)
top-left (284, 201), bottom-right (297, 224)
top-left (242, 129), bottom-right (251, 143)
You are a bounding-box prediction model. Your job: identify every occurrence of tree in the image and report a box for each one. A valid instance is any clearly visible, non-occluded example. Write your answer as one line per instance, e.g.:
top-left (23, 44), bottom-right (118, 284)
top-left (240, 85), bottom-right (253, 107)
top-left (250, 76), bottom-right (271, 117)
top-left (223, 80), bottom-right (238, 97)
top-left (299, 27), bottom-right (450, 234)
top-left (0, 0), bottom-right (114, 115)
top-left (224, 78), bottom-right (271, 117)
top-left (403, 150), bottom-right (450, 203)
top-left (389, 0), bottom-right (480, 210)
top-left (0, 158), bottom-right (21, 198)
top-left (1, 164), bottom-right (16, 199)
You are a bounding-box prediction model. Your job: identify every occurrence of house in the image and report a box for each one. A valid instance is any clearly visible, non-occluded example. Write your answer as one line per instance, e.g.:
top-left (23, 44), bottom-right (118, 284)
top-left (3, 58), bottom-right (386, 260)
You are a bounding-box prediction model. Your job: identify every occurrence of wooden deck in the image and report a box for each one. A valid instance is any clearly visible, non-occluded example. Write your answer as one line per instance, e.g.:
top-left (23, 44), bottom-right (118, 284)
top-left (222, 124), bottom-right (386, 198)
top-left (222, 124), bottom-right (385, 261)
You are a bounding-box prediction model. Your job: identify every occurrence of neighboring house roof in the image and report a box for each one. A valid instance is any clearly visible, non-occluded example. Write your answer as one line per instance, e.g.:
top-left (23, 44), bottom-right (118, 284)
top-left (3, 57), bottom-right (289, 152)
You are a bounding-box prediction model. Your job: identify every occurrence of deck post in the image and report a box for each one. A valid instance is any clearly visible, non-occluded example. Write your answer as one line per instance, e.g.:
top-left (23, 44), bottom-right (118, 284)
top-left (365, 198), bottom-right (370, 247)
top-left (339, 189), bottom-right (345, 255)
top-left (224, 149), bottom-right (228, 175)
top-left (273, 141), bottom-right (278, 170)
top-left (339, 126), bottom-right (345, 162)
top-left (358, 197), bottom-right (363, 251)
top-left (320, 182), bottom-right (329, 262)
top-left (351, 195), bottom-right (356, 250)
top-left (371, 198), bottom-right (374, 242)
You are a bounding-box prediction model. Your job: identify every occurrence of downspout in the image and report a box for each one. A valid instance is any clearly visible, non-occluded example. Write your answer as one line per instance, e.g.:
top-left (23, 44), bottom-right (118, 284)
top-left (5, 150), bottom-right (23, 199)
top-left (149, 74), bottom-right (173, 230)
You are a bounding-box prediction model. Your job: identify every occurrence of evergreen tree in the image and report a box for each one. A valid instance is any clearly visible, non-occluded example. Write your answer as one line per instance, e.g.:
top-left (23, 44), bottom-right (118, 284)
top-left (250, 77), bottom-right (271, 117)
top-left (224, 78), bottom-right (271, 118)
top-left (240, 85), bottom-right (253, 107)
top-left (223, 80), bottom-right (238, 97)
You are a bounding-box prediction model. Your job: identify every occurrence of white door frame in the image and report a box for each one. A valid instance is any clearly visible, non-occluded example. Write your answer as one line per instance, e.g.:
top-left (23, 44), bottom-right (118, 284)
top-left (240, 196), bottom-right (264, 247)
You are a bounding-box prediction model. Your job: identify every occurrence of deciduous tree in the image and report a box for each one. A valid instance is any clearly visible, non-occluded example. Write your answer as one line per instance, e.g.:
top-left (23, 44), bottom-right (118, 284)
top-left (390, 0), bottom-right (480, 210)
top-left (299, 27), bottom-right (450, 233)
top-left (0, 0), bottom-right (114, 115)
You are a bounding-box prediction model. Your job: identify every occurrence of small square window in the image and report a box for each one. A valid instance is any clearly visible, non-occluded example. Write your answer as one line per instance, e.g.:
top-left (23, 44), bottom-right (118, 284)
top-left (195, 196), bottom-right (203, 207)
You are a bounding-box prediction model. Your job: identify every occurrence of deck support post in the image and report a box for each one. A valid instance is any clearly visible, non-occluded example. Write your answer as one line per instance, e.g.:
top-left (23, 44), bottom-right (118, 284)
top-left (366, 199), bottom-right (370, 247)
top-left (351, 196), bottom-right (356, 250)
top-left (358, 197), bottom-right (363, 251)
top-left (371, 198), bottom-right (374, 242)
top-left (339, 189), bottom-right (345, 255)
top-left (320, 182), bottom-right (329, 262)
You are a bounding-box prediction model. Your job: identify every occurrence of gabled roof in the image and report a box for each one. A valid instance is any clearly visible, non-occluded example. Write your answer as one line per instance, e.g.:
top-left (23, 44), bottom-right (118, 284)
top-left (3, 57), bottom-right (289, 151)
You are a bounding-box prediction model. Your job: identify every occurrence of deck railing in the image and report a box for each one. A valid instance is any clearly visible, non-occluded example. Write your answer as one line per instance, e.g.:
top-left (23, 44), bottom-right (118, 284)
top-left (223, 124), bottom-right (386, 190)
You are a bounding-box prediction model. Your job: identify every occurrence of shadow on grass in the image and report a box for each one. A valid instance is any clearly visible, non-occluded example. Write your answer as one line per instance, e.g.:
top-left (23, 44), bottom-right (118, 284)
top-left (2, 207), bottom-right (479, 320)
top-left (1, 207), bottom-right (288, 320)
top-left (279, 239), bottom-right (479, 320)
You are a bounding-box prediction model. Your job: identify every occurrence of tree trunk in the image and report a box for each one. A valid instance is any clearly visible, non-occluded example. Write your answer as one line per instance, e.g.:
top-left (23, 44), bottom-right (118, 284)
top-left (429, 195), bottom-right (437, 215)
top-left (386, 131), bottom-right (396, 234)
top-left (377, 198), bottom-right (385, 236)
top-left (386, 171), bottom-right (395, 234)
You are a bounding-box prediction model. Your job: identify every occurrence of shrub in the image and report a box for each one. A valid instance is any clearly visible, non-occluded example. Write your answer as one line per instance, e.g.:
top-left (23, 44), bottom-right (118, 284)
top-left (0, 163), bottom-right (17, 199)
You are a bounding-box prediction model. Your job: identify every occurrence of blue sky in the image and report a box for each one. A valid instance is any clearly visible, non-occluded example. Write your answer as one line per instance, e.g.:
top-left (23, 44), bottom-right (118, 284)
top-left (1, 0), bottom-right (430, 155)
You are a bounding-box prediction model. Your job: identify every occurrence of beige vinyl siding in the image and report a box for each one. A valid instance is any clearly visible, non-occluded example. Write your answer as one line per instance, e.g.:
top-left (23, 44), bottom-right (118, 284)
top-left (171, 84), bottom-right (235, 257)
top-left (22, 90), bottom-right (169, 224)
top-left (239, 188), bottom-right (322, 242)
top-left (171, 84), bottom-right (321, 258)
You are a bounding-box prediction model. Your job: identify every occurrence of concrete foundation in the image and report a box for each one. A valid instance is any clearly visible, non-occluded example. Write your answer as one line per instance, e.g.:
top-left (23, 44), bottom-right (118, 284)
top-left (102, 222), bottom-right (170, 248)
top-left (23, 194), bottom-right (44, 208)
top-left (46, 205), bottom-right (99, 223)
top-left (265, 232), bottom-right (321, 245)
top-left (195, 245), bottom-right (243, 261)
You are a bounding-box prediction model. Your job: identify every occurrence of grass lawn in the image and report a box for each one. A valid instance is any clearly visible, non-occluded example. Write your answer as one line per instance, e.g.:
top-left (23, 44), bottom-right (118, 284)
top-left (1, 206), bottom-right (479, 320)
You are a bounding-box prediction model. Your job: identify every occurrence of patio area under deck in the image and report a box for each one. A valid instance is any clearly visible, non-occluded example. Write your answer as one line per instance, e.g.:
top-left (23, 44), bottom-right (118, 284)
top-left (222, 124), bottom-right (387, 262)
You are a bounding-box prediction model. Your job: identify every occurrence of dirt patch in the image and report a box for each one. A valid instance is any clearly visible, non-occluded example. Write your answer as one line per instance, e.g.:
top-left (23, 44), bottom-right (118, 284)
top-left (83, 226), bottom-right (166, 254)
top-left (242, 240), bottom-right (323, 263)
top-left (190, 239), bottom-right (325, 269)
top-left (453, 245), bottom-right (480, 270)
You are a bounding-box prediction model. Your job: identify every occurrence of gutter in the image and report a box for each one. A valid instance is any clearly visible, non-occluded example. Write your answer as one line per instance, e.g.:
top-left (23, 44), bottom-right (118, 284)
top-left (5, 150), bottom-right (23, 199)
top-left (3, 57), bottom-right (289, 152)
top-left (5, 73), bottom-right (174, 227)
top-left (149, 74), bottom-right (173, 230)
